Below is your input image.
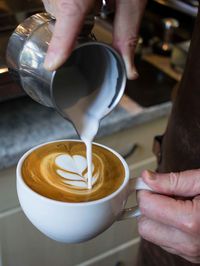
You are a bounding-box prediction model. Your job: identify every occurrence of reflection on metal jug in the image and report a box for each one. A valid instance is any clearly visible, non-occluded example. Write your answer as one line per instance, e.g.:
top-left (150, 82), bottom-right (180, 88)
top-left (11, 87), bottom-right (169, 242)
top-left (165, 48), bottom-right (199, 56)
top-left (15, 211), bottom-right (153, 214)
top-left (6, 13), bottom-right (126, 136)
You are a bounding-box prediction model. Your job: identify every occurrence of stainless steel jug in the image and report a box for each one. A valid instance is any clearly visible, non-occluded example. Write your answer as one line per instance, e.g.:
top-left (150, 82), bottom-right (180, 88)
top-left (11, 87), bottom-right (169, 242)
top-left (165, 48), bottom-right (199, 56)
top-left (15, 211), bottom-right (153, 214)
top-left (6, 13), bottom-right (126, 136)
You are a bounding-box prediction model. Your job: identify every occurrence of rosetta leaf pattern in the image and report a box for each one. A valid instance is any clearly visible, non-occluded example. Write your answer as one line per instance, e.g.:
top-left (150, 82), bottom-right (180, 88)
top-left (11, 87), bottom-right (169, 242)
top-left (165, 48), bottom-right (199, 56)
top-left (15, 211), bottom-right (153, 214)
top-left (55, 154), bottom-right (96, 189)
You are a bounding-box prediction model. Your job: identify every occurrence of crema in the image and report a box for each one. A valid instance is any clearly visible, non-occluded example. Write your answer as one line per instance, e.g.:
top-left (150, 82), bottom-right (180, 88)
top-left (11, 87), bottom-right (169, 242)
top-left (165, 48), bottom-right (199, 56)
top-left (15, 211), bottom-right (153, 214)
top-left (22, 141), bottom-right (125, 203)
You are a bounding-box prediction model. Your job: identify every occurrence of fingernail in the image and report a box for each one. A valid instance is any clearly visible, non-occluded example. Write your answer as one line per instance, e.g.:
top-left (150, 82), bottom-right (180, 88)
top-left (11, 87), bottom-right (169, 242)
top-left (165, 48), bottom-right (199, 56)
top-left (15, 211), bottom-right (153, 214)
top-left (121, 54), bottom-right (138, 80)
top-left (43, 52), bottom-right (60, 71)
top-left (144, 170), bottom-right (157, 180)
top-left (127, 70), bottom-right (139, 80)
top-left (124, 61), bottom-right (138, 80)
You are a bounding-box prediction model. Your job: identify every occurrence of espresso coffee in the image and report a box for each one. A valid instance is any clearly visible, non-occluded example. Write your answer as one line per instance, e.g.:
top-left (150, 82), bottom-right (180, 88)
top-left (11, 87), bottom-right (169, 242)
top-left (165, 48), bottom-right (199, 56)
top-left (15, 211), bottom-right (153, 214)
top-left (22, 141), bottom-right (125, 203)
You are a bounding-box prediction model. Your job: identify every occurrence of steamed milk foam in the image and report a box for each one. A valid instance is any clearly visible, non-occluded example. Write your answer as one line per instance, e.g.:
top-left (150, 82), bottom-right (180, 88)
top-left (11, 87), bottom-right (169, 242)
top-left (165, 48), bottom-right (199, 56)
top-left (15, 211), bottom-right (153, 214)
top-left (53, 52), bottom-right (119, 189)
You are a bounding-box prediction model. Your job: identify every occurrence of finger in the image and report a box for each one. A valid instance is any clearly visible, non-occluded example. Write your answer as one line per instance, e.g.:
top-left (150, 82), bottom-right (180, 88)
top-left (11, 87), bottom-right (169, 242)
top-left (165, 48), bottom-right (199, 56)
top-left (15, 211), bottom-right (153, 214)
top-left (138, 190), bottom-right (200, 235)
top-left (141, 169), bottom-right (200, 197)
top-left (42, 0), bottom-right (55, 15)
top-left (113, 0), bottom-right (147, 79)
top-left (44, 0), bottom-right (94, 70)
top-left (161, 246), bottom-right (200, 263)
top-left (163, 246), bottom-right (200, 264)
top-left (138, 216), bottom-right (200, 259)
top-left (160, 245), bottom-right (181, 256)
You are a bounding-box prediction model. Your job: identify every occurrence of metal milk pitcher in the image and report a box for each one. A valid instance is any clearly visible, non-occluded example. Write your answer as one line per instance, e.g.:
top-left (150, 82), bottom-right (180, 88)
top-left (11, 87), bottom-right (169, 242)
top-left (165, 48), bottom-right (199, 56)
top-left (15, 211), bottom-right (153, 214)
top-left (6, 13), bottom-right (126, 136)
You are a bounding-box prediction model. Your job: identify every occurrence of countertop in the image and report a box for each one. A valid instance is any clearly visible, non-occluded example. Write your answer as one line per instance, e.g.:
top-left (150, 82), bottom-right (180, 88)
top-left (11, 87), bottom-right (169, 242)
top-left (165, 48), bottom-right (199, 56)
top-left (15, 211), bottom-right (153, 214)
top-left (0, 95), bottom-right (172, 171)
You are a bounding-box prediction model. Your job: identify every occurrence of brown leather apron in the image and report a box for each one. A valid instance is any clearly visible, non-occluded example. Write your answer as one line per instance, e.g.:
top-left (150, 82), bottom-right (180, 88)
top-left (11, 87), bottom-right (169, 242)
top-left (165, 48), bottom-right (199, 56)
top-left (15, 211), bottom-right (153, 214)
top-left (137, 4), bottom-right (200, 266)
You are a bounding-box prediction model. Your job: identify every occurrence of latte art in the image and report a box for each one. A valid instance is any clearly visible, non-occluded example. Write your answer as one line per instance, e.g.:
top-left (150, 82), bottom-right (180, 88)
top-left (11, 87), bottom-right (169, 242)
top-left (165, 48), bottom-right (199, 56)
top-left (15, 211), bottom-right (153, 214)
top-left (40, 151), bottom-right (104, 196)
top-left (22, 141), bottom-right (125, 202)
top-left (55, 154), bottom-right (98, 188)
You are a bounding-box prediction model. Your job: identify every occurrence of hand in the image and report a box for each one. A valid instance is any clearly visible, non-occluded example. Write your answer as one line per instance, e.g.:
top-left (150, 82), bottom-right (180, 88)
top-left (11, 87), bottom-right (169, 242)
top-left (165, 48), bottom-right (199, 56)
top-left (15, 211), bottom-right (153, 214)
top-left (137, 169), bottom-right (200, 263)
top-left (42, 0), bottom-right (147, 79)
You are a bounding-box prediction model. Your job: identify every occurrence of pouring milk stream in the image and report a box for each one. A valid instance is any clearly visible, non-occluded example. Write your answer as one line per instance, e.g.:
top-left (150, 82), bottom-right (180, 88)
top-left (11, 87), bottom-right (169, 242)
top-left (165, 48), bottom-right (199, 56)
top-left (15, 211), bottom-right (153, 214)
top-left (55, 61), bottom-right (120, 189)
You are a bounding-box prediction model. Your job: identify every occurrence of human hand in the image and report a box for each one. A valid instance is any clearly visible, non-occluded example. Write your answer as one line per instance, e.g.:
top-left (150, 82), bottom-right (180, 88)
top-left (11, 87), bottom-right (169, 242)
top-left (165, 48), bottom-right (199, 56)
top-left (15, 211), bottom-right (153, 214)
top-left (42, 0), bottom-right (147, 79)
top-left (137, 169), bottom-right (200, 263)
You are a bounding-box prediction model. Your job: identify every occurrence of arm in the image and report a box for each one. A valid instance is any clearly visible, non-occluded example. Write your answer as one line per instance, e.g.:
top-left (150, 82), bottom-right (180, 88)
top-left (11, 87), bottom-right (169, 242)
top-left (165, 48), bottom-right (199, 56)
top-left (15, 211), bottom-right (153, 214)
top-left (42, 0), bottom-right (147, 79)
top-left (138, 169), bottom-right (200, 263)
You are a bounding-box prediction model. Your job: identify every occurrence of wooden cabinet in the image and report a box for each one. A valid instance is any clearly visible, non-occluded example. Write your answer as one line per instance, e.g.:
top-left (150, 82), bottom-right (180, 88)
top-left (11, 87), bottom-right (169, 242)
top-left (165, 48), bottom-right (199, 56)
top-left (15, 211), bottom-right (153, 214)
top-left (0, 116), bottom-right (168, 266)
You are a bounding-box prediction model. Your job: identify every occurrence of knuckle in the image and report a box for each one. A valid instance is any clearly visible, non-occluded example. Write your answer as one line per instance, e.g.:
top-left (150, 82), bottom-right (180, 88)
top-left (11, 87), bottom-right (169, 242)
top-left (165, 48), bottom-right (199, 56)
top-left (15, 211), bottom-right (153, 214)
top-left (114, 36), bottom-right (138, 51)
top-left (180, 209), bottom-right (199, 234)
top-left (57, 0), bottom-right (85, 16)
top-left (124, 36), bottom-right (138, 48)
top-left (183, 216), bottom-right (199, 234)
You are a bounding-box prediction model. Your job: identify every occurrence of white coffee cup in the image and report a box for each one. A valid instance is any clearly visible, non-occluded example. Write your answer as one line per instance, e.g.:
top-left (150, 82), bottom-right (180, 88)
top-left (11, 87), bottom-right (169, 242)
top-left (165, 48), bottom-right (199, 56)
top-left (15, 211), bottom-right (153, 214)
top-left (16, 140), bottom-right (152, 243)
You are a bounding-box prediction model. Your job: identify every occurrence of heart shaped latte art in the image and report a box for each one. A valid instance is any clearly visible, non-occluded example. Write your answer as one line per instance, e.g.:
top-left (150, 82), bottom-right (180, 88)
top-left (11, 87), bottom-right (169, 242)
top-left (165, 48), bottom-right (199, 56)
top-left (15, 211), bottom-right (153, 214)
top-left (55, 154), bottom-right (97, 189)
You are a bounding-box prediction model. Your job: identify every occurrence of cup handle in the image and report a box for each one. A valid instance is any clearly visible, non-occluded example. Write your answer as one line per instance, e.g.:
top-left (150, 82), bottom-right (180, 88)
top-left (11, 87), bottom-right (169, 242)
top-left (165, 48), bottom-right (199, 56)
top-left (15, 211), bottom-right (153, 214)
top-left (118, 177), bottom-right (153, 220)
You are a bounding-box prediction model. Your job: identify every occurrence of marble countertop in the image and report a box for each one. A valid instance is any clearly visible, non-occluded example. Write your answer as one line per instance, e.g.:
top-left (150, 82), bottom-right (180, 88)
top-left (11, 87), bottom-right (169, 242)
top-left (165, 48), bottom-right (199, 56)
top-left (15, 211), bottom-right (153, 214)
top-left (0, 95), bottom-right (172, 170)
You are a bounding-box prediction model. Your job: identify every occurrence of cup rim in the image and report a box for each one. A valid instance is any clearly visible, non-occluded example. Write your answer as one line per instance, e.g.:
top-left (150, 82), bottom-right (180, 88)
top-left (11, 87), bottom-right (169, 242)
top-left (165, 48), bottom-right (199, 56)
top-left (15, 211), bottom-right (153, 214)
top-left (17, 139), bottom-right (130, 206)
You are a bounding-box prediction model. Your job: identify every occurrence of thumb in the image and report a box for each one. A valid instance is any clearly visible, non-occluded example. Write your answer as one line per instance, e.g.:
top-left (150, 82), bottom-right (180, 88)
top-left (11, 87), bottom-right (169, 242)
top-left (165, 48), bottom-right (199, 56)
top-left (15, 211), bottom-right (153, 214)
top-left (43, 0), bottom-right (94, 71)
top-left (141, 169), bottom-right (200, 197)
